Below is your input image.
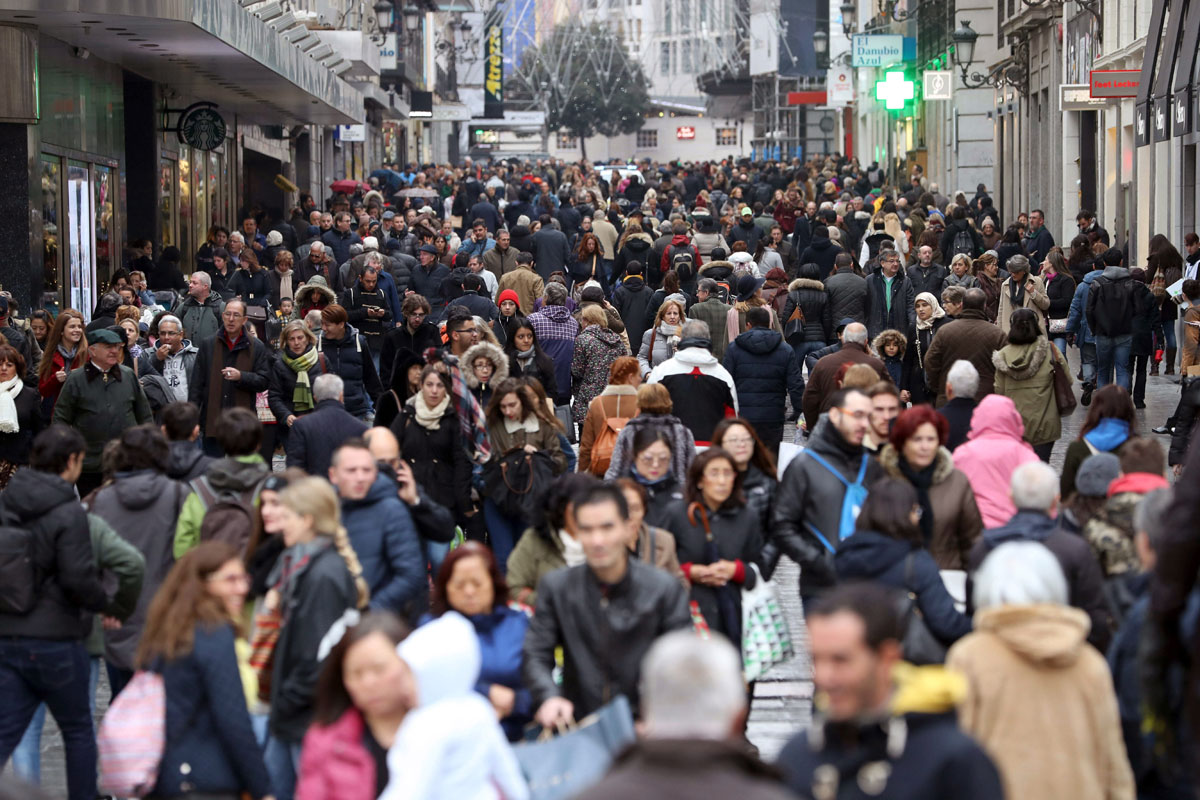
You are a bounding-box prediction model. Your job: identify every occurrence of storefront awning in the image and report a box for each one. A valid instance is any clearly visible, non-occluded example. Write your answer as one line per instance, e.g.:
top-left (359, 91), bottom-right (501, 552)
top-left (0, 0), bottom-right (364, 125)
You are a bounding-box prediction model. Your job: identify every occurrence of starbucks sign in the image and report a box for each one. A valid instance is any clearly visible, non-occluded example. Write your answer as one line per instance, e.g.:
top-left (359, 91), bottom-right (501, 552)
top-left (178, 103), bottom-right (227, 151)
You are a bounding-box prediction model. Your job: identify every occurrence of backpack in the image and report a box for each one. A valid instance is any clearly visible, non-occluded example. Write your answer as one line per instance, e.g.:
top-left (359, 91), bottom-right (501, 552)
top-left (0, 510), bottom-right (37, 615)
top-left (191, 475), bottom-right (261, 555)
top-left (949, 228), bottom-right (977, 259)
top-left (801, 450), bottom-right (869, 552)
top-left (139, 374), bottom-right (174, 422)
top-left (670, 246), bottom-right (696, 282)
top-left (97, 670), bottom-right (166, 798)
top-left (711, 280), bottom-right (733, 304)
top-left (588, 395), bottom-right (633, 475)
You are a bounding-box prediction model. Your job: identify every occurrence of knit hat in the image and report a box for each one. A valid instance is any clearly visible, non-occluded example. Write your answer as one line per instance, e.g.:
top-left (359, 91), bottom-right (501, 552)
top-left (1075, 453), bottom-right (1121, 497)
top-left (498, 289), bottom-right (520, 307)
top-left (266, 230), bottom-right (283, 247)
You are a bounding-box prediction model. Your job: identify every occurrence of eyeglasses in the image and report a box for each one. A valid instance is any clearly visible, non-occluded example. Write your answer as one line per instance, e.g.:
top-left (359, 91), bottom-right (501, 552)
top-left (222, 312), bottom-right (245, 319)
top-left (636, 453), bottom-right (671, 467)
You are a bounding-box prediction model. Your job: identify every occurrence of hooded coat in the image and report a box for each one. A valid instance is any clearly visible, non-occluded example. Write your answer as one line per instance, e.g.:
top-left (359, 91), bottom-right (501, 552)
top-left (88, 470), bottom-right (190, 670)
top-left (570, 324), bottom-right (629, 425)
top-left (877, 445), bottom-right (983, 570)
top-left (604, 412), bottom-right (697, 483)
top-left (461, 341), bottom-right (510, 410)
top-left (165, 439), bottom-right (214, 482)
top-left (723, 327), bottom-right (804, 436)
top-left (798, 236), bottom-right (844, 281)
top-left (612, 274), bottom-right (655, 349)
top-left (991, 337), bottom-right (1065, 446)
top-left (782, 277), bottom-right (833, 344)
top-left (951, 395), bottom-right (1040, 528)
top-left (648, 343), bottom-right (739, 444)
top-left (613, 232), bottom-right (654, 284)
top-left (382, 613), bottom-right (530, 800)
top-left (318, 324), bottom-right (383, 419)
top-left (947, 605), bottom-right (1135, 800)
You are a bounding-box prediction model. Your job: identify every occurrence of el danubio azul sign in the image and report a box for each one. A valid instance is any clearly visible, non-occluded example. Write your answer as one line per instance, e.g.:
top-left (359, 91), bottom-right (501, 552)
top-left (852, 34), bottom-right (908, 68)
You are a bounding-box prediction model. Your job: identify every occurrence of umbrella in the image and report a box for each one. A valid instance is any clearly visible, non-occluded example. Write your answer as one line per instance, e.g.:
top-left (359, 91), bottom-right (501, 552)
top-left (396, 187), bottom-right (440, 199)
top-left (330, 179), bottom-right (368, 194)
top-left (370, 169), bottom-right (404, 192)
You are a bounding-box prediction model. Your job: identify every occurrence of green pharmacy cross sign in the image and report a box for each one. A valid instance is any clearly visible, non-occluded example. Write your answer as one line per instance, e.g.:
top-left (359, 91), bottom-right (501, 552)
top-left (875, 70), bottom-right (915, 110)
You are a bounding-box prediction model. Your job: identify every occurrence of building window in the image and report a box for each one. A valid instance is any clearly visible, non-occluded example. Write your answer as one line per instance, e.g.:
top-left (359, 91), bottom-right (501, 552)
top-left (682, 39), bottom-right (692, 72)
top-left (716, 127), bottom-right (737, 146)
top-left (637, 19), bottom-right (643, 38)
top-left (680, 0), bottom-right (691, 30)
top-left (637, 129), bottom-right (658, 148)
top-left (660, 42), bottom-right (671, 74)
top-left (557, 132), bottom-right (578, 148)
top-left (672, 42), bottom-right (677, 74)
top-left (664, 0), bottom-right (672, 34)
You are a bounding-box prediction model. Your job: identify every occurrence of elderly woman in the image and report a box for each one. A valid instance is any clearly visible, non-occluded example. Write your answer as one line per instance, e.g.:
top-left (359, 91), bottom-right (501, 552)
top-left (942, 253), bottom-right (979, 291)
top-left (996, 254), bottom-right (1050, 335)
top-left (877, 406), bottom-right (984, 570)
top-left (578, 356), bottom-right (641, 475)
top-left (615, 477), bottom-right (685, 584)
top-left (993, 308), bottom-right (1069, 462)
top-left (0, 345), bottom-right (45, 488)
top-left (570, 305), bottom-right (629, 427)
top-left (901, 291), bottom-right (949, 406)
top-left (948, 539), bottom-right (1135, 800)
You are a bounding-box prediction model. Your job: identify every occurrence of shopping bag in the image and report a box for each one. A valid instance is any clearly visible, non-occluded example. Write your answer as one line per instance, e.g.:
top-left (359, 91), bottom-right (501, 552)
top-left (97, 670), bottom-right (166, 798)
top-left (777, 441), bottom-right (804, 478)
top-left (939, 569), bottom-right (967, 613)
top-left (513, 695), bottom-right (636, 800)
top-left (741, 564), bottom-right (795, 681)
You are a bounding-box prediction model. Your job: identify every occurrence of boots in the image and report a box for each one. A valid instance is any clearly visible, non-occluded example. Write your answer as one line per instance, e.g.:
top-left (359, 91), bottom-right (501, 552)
top-left (1151, 360), bottom-right (1160, 376)
top-left (1081, 381), bottom-right (1094, 407)
top-left (1166, 347), bottom-right (1177, 375)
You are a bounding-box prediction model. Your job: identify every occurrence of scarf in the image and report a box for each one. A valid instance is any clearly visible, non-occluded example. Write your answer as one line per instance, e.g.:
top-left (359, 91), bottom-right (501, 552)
top-left (276, 268), bottom-right (294, 301)
top-left (914, 292), bottom-right (946, 331)
top-left (410, 391), bottom-right (450, 430)
top-left (557, 529), bottom-right (587, 567)
top-left (57, 344), bottom-right (78, 364)
top-left (897, 454), bottom-right (936, 545)
top-left (1007, 276), bottom-right (1027, 308)
top-left (267, 538), bottom-right (332, 621)
top-left (281, 346), bottom-right (320, 412)
top-left (515, 347), bottom-right (536, 362)
top-left (0, 376), bottom-right (21, 433)
top-left (443, 355), bottom-right (491, 464)
top-left (657, 322), bottom-right (682, 337)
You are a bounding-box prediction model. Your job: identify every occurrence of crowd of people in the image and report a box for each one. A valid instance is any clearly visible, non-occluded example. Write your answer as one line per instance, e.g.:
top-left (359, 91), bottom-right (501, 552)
top-left (0, 153), bottom-right (1198, 800)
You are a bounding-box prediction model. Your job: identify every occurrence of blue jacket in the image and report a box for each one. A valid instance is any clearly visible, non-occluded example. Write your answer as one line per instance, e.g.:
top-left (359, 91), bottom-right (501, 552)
top-left (317, 326), bottom-right (383, 418)
top-left (155, 623), bottom-right (270, 798)
top-left (286, 399), bottom-right (368, 476)
top-left (422, 606), bottom-right (534, 741)
top-left (322, 229), bottom-right (363, 267)
top-left (834, 530), bottom-right (971, 645)
top-left (341, 473), bottom-right (424, 615)
top-left (1065, 269), bottom-right (1102, 346)
top-left (723, 327), bottom-right (804, 428)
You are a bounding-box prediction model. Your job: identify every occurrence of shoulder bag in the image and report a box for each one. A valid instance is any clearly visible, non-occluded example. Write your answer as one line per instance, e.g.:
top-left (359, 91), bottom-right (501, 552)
top-left (1048, 342), bottom-right (1077, 415)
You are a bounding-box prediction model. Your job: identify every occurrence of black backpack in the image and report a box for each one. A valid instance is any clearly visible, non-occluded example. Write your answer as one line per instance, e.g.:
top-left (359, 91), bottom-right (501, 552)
top-left (950, 228), bottom-right (977, 259)
top-left (0, 510), bottom-right (38, 615)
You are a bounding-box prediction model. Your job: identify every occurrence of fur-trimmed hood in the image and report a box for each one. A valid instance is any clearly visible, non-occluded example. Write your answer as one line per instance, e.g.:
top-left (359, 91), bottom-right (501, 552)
top-left (296, 276), bottom-right (337, 306)
top-left (878, 443), bottom-right (957, 485)
top-left (872, 329), bottom-right (908, 356)
top-left (461, 340), bottom-right (510, 389)
top-left (992, 337), bottom-right (1049, 381)
top-left (699, 260), bottom-right (736, 276)
top-left (788, 278), bottom-right (826, 292)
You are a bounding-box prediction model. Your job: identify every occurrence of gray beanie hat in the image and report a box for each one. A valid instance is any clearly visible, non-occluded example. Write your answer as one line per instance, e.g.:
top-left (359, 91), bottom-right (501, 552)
top-left (1075, 453), bottom-right (1121, 498)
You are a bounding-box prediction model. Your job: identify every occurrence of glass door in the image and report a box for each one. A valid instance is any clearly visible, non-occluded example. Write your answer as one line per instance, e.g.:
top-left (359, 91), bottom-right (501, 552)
top-left (40, 155), bottom-right (62, 314)
top-left (94, 164), bottom-right (115, 295)
top-left (66, 161), bottom-right (95, 320)
top-left (161, 157), bottom-right (177, 251)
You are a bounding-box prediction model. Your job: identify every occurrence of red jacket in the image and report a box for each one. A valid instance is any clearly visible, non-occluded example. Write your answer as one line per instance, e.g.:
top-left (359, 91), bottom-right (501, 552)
top-left (660, 235), bottom-right (701, 275)
top-left (38, 349), bottom-right (75, 407)
top-left (774, 202), bottom-right (798, 234)
top-left (296, 708), bottom-right (379, 800)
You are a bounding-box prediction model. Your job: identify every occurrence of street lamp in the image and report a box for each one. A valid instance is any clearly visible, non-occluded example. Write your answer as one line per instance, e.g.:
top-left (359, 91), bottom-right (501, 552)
top-left (398, 3), bottom-right (422, 47)
top-left (370, 0), bottom-right (393, 45)
top-left (951, 20), bottom-right (977, 68)
top-left (952, 19), bottom-right (1029, 96)
top-left (840, 1), bottom-right (857, 35)
top-left (814, 30), bottom-right (828, 68)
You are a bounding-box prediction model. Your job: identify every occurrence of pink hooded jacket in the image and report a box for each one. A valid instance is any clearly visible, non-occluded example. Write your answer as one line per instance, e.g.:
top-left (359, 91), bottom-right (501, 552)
top-left (952, 395), bottom-right (1041, 528)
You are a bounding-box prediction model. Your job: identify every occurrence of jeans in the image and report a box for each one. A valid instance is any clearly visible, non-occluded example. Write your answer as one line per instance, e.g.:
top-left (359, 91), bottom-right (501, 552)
top-left (557, 432), bottom-right (577, 472)
top-left (423, 539), bottom-right (451, 581)
top-left (1156, 320), bottom-right (1178, 351)
top-left (1095, 334), bottom-right (1133, 391)
top-left (1052, 336), bottom-right (1068, 356)
top-left (263, 737), bottom-right (303, 800)
top-left (793, 341), bottom-right (827, 376)
top-left (483, 499), bottom-right (524, 571)
top-left (0, 638), bottom-right (97, 800)
top-left (1080, 342), bottom-right (1097, 383)
top-left (11, 656), bottom-right (100, 784)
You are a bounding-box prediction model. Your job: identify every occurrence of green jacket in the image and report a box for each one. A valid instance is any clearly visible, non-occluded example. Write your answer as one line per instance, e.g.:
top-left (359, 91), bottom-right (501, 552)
top-left (85, 513), bottom-right (146, 657)
top-left (52, 364), bottom-right (152, 472)
top-left (506, 527), bottom-right (564, 606)
top-left (991, 337), bottom-right (1066, 446)
top-left (687, 298), bottom-right (733, 360)
top-left (173, 454), bottom-right (267, 558)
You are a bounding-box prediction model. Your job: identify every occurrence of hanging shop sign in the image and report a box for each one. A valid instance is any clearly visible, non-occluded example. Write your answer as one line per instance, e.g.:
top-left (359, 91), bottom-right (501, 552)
top-left (178, 103), bottom-right (226, 151)
top-left (1089, 70), bottom-right (1140, 98)
top-left (923, 71), bottom-right (953, 101)
top-left (827, 69), bottom-right (854, 106)
top-left (484, 24), bottom-right (504, 119)
top-left (851, 35), bottom-right (915, 68)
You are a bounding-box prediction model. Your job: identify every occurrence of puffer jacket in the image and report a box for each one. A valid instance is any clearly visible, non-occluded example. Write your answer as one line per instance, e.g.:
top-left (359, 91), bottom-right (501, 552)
top-left (462, 340), bottom-right (510, 410)
top-left (797, 237), bottom-right (843, 281)
top-left (571, 325), bottom-right (629, 425)
top-left (877, 445), bottom-right (984, 570)
top-left (1044, 271), bottom-right (1077, 320)
top-left (723, 327), bottom-right (804, 429)
top-left (0, 469), bottom-right (108, 640)
top-left (952, 395), bottom-right (1040, 528)
top-left (768, 416), bottom-right (884, 599)
top-left (823, 269), bottom-right (868, 323)
top-left (87, 470), bottom-right (191, 670)
top-left (613, 233), bottom-right (654, 285)
top-left (691, 230), bottom-right (730, 265)
top-left (612, 275), bottom-right (655, 350)
top-left (522, 560), bottom-right (691, 718)
top-left (835, 531), bottom-right (971, 644)
top-left (318, 325), bottom-right (383, 418)
top-left (340, 473), bottom-right (424, 613)
top-left (781, 278), bottom-right (833, 344)
top-left (991, 337), bottom-right (1064, 446)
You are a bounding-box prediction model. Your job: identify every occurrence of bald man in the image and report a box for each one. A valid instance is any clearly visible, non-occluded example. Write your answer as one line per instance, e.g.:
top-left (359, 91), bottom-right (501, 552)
top-left (363, 427), bottom-right (458, 547)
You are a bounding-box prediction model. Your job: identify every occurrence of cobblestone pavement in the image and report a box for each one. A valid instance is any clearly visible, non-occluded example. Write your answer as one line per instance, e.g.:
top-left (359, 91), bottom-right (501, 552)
top-left (18, 351), bottom-right (1188, 793)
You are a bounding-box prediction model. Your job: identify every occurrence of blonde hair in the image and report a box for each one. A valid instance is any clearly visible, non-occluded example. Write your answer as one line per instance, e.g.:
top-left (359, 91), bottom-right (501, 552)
top-left (281, 319), bottom-right (316, 351)
top-left (637, 382), bottom-right (673, 415)
top-left (580, 304), bottom-right (608, 328)
top-left (653, 299), bottom-right (686, 328)
top-left (279, 477), bottom-right (369, 609)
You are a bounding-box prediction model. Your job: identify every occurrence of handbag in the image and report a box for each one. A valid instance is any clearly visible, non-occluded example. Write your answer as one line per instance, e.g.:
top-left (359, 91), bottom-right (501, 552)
top-left (1047, 317), bottom-right (1068, 335)
top-left (514, 696), bottom-right (636, 800)
top-left (555, 403), bottom-right (577, 443)
top-left (482, 448), bottom-right (556, 521)
top-left (783, 293), bottom-right (806, 346)
top-left (97, 670), bottom-right (166, 798)
top-left (741, 563), bottom-right (795, 682)
top-left (1049, 343), bottom-right (1077, 415)
top-left (249, 605), bottom-right (283, 704)
top-left (898, 553), bottom-right (948, 666)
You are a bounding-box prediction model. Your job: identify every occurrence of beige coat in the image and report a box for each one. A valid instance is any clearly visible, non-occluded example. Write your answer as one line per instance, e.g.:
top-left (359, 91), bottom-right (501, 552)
top-left (996, 274), bottom-right (1050, 334)
top-left (496, 264), bottom-right (545, 317)
top-left (947, 604), bottom-right (1134, 800)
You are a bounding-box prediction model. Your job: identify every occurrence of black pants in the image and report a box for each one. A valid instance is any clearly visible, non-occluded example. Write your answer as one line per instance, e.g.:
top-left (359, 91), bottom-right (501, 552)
top-left (1132, 354), bottom-right (1149, 404)
top-left (1033, 441), bottom-right (1055, 462)
top-left (753, 422), bottom-right (784, 460)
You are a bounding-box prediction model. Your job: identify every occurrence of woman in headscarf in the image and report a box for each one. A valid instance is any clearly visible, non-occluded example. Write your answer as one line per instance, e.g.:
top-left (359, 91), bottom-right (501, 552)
top-left (902, 291), bottom-right (949, 406)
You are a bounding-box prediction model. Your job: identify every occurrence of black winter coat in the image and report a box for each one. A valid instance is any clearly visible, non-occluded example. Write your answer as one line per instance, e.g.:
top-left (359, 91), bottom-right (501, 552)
top-left (318, 327), bottom-right (383, 418)
top-left (391, 403), bottom-right (472, 517)
top-left (408, 261), bottom-right (451, 307)
top-left (798, 238), bottom-right (844, 281)
top-left (612, 275), bottom-right (655, 350)
top-left (901, 317), bottom-right (949, 406)
top-left (835, 531), bottom-right (971, 644)
top-left (907, 263), bottom-right (948, 298)
top-left (782, 278), bottom-right (833, 344)
top-left (864, 271), bottom-right (916, 340)
top-left (728, 220), bottom-right (765, 252)
top-left (724, 328), bottom-right (804, 430)
top-left (994, 241), bottom-right (1025, 273)
top-left (228, 268), bottom-right (271, 307)
top-left (286, 399), bottom-right (368, 477)
top-left (940, 219), bottom-right (984, 262)
top-left (824, 270), bottom-right (868, 324)
top-left (508, 348), bottom-right (559, 399)
top-left (1044, 271), bottom-right (1077, 319)
top-left (1169, 380), bottom-right (1200, 466)
top-left (661, 500), bottom-right (764, 641)
top-left (0, 468), bottom-right (108, 640)
top-left (613, 236), bottom-right (654, 286)
top-left (379, 321), bottom-right (442, 391)
top-left (1130, 280), bottom-right (1158, 356)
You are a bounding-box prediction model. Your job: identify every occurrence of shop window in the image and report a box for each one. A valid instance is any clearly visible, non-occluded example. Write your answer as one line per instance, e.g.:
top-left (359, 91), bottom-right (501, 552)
top-left (160, 158), bottom-right (176, 250)
top-left (94, 164), bottom-right (114, 295)
top-left (557, 133), bottom-right (579, 148)
top-left (40, 156), bottom-right (61, 312)
top-left (716, 127), bottom-right (738, 146)
top-left (636, 129), bottom-right (658, 148)
top-left (660, 42), bottom-right (671, 74)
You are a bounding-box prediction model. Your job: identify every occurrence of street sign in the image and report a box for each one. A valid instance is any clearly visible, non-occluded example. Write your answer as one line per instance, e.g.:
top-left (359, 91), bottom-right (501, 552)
top-left (338, 124), bottom-right (366, 142)
top-left (923, 71), bottom-right (953, 101)
top-left (827, 69), bottom-right (854, 106)
top-left (852, 34), bottom-right (915, 67)
top-left (676, 126), bottom-right (696, 139)
top-left (875, 71), bottom-right (915, 111)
